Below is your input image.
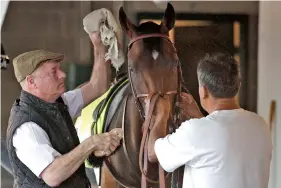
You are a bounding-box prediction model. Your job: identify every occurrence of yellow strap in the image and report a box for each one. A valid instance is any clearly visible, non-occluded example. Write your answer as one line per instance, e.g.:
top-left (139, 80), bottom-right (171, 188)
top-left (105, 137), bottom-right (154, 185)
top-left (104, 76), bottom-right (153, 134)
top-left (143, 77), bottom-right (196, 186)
top-left (74, 79), bottom-right (128, 168)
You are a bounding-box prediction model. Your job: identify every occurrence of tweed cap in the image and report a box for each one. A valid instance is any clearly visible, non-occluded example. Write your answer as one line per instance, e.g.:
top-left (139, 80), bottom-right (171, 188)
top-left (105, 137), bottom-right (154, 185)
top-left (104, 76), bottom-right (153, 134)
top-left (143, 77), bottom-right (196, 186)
top-left (13, 50), bottom-right (65, 82)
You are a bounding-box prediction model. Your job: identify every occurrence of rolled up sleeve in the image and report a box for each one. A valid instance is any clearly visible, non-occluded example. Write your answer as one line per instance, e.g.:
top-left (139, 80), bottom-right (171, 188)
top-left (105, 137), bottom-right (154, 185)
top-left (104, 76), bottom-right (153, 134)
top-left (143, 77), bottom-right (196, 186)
top-left (61, 88), bottom-right (84, 119)
top-left (13, 122), bottom-right (61, 177)
top-left (154, 121), bottom-right (196, 172)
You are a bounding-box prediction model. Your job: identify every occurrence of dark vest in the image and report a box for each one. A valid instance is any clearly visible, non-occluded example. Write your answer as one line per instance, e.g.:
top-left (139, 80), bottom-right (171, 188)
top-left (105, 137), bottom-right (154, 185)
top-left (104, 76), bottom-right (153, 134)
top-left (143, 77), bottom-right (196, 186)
top-left (6, 90), bottom-right (90, 188)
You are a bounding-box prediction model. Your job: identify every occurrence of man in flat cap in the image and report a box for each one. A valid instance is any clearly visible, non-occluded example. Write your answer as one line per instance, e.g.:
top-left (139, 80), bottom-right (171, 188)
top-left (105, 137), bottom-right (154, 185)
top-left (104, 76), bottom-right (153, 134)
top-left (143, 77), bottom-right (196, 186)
top-left (6, 32), bottom-right (123, 188)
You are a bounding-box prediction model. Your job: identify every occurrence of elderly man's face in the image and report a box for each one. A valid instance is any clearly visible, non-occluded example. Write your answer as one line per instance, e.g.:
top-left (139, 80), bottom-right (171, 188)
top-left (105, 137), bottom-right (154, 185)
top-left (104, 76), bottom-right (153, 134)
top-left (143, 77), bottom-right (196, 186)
top-left (32, 61), bottom-right (66, 99)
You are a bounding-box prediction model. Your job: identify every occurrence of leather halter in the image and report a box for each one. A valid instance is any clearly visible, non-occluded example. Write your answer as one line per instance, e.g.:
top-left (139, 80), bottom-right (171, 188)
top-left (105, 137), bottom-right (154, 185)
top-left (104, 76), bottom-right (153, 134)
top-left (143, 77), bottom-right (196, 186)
top-left (128, 34), bottom-right (172, 50)
top-left (127, 33), bottom-right (182, 188)
top-left (128, 34), bottom-right (179, 120)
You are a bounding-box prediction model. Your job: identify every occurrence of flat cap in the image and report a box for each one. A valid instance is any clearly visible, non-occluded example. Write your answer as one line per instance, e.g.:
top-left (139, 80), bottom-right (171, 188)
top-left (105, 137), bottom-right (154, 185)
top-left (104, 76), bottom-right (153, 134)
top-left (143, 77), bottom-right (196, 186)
top-left (13, 50), bottom-right (64, 82)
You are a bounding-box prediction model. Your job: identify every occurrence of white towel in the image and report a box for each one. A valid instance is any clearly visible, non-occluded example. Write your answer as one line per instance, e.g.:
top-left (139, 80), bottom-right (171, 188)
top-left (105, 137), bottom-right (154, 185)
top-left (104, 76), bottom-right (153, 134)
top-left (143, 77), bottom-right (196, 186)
top-left (83, 8), bottom-right (125, 71)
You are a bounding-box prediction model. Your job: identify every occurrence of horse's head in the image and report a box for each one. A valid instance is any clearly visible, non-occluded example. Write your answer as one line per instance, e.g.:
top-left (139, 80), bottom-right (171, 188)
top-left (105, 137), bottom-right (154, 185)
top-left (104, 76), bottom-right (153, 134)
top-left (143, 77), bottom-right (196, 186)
top-left (119, 3), bottom-right (178, 96)
top-left (119, 3), bottom-right (180, 163)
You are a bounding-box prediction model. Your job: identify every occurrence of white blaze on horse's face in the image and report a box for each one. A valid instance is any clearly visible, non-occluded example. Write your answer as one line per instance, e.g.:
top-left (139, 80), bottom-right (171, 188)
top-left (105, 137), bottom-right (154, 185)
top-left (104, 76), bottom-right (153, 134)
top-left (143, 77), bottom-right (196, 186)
top-left (152, 50), bottom-right (159, 60)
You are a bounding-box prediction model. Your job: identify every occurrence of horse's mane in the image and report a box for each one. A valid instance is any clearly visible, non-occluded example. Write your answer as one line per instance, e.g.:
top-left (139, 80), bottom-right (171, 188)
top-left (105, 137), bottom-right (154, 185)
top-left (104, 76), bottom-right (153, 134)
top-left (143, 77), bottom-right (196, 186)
top-left (137, 22), bottom-right (161, 34)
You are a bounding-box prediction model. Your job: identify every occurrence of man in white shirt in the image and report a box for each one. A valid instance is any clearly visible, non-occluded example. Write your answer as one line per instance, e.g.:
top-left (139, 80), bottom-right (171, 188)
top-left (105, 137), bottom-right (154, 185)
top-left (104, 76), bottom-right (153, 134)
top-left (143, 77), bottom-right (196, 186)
top-left (7, 32), bottom-right (123, 188)
top-left (149, 52), bottom-right (272, 188)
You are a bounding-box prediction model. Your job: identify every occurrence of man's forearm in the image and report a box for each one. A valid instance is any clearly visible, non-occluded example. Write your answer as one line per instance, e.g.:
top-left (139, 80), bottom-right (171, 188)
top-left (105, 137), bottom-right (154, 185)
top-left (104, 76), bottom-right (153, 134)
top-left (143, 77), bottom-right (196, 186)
top-left (91, 48), bottom-right (111, 95)
top-left (41, 137), bottom-right (96, 187)
top-left (81, 48), bottom-right (111, 106)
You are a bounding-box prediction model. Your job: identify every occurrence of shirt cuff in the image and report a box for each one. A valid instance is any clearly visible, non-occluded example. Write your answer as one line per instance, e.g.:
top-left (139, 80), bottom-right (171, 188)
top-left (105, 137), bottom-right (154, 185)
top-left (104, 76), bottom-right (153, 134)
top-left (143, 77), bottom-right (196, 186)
top-left (32, 144), bottom-right (61, 177)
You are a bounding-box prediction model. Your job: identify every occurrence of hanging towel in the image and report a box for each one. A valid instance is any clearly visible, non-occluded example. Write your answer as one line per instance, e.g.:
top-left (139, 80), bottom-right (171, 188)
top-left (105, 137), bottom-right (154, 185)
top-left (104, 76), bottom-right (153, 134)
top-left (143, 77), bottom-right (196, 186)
top-left (83, 8), bottom-right (125, 71)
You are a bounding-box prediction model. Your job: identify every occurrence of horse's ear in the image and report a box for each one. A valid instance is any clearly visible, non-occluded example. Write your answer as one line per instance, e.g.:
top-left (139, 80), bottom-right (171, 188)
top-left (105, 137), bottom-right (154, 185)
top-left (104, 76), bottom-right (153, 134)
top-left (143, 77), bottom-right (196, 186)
top-left (161, 3), bottom-right (175, 34)
top-left (119, 6), bottom-right (136, 38)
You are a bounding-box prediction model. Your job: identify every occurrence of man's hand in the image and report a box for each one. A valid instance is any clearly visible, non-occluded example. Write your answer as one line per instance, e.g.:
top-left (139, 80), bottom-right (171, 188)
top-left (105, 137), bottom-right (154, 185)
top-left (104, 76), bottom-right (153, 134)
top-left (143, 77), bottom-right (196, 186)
top-left (89, 32), bottom-right (107, 53)
top-left (92, 128), bottom-right (123, 157)
top-left (177, 92), bottom-right (204, 120)
top-left (40, 128), bottom-right (123, 186)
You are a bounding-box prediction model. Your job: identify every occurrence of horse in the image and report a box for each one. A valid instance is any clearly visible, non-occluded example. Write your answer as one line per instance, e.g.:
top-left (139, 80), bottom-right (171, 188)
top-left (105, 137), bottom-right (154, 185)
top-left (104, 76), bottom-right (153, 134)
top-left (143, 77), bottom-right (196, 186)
top-left (86, 3), bottom-right (185, 188)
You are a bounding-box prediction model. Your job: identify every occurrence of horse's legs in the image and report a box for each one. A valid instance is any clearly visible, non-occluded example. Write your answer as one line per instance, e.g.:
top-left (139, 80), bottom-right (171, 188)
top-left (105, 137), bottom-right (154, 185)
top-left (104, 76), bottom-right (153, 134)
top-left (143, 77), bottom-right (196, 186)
top-left (101, 163), bottom-right (123, 188)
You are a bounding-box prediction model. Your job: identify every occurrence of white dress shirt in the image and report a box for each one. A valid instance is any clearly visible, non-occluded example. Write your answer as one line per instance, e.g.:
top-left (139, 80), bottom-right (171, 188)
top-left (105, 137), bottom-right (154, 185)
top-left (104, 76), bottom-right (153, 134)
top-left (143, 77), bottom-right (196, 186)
top-left (12, 89), bottom-right (84, 177)
top-left (155, 109), bottom-right (272, 188)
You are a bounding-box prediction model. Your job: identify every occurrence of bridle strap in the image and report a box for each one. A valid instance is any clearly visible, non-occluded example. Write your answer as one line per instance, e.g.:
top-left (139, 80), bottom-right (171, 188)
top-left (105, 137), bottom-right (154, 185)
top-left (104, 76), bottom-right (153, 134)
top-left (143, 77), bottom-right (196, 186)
top-left (128, 67), bottom-right (146, 120)
top-left (128, 34), bottom-right (172, 49)
top-left (139, 93), bottom-right (160, 185)
top-left (137, 91), bottom-right (177, 99)
top-left (159, 165), bottom-right (166, 188)
top-left (139, 93), bottom-right (172, 188)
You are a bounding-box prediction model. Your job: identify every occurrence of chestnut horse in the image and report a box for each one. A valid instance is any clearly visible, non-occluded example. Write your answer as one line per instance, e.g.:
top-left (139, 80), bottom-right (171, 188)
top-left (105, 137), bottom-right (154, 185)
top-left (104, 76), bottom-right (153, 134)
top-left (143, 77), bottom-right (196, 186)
top-left (90, 3), bottom-right (184, 188)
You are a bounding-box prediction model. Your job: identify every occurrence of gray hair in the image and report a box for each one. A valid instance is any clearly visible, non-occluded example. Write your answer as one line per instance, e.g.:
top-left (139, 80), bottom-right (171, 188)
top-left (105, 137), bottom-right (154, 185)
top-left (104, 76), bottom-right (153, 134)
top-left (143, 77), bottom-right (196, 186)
top-left (197, 52), bottom-right (241, 98)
